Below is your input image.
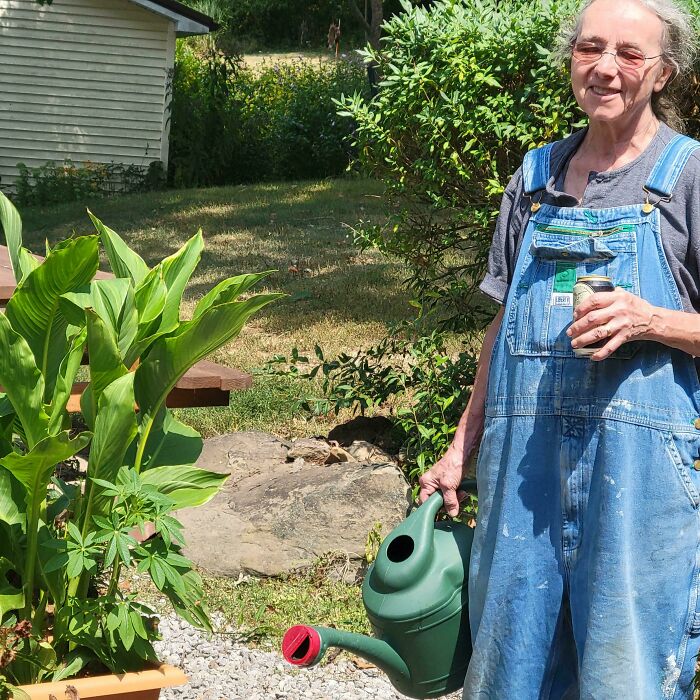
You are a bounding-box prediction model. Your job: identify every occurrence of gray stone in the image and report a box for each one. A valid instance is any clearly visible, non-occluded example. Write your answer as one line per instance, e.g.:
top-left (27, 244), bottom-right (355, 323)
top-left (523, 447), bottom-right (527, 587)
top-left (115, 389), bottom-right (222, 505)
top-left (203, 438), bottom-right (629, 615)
top-left (178, 431), bottom-right (410, 578)
top-left (346, 440), bottom-right (396, 465)
top-left (286, 437), bottom-right (332, 465)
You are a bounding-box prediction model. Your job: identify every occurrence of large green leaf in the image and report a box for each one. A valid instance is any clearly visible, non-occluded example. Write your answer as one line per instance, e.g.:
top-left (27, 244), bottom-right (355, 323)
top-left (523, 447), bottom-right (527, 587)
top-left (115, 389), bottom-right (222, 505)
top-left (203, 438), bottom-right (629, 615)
top-left (158, 230), bottom-right (203, 330)
top-left (82, 373), bottom-right (138, 527)
top-left (0, 556), bottom-right (24, 619)
top-left (136, 409), bottom-right (202, 472)
top-left (135, 267), bottom-right (167, 326)
top-left (89, 210), bottom-right (149, 284)
top-left (0, 313), bottom-right (48, 449)
top-left (61, 278), bottom-right (139, 360)
top-left (141, 466), bottom-right (227, 510)
top-left (0, 432), bottom-right (91, 508)
top-left (80, 309), bottom-right (128, 429)
top-left (192, 271), bottom-right (275, 321)
top-left (5, 235), bottom-right (99, 399)
top-left (134, 293), bottom-right (282, 443)
top-left (0, 192), bottom-right (26, 284)
top-left (48, 327), bottom-right (87, 435)
top-left (0, 468), bottom-right (25, 528)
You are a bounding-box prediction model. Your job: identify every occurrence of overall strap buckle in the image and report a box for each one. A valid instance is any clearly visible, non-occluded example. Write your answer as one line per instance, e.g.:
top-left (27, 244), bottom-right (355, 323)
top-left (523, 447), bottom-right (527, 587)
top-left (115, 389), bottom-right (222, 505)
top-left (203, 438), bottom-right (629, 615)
top-left (643, 134), bottom-right (700, 211)
top-left (641, 186), bottom-right (671, 214)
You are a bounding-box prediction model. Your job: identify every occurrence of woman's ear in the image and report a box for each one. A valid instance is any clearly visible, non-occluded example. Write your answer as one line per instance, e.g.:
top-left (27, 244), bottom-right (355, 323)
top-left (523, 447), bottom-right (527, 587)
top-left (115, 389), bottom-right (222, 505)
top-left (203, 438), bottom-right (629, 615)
top-left (654, 62), bottom-right (676, 92)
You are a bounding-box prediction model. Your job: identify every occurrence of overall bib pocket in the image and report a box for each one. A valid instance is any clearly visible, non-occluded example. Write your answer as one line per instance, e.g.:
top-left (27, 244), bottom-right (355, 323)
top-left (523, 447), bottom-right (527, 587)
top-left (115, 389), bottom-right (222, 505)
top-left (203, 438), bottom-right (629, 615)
top-left (506, 225), bottom-right (640, 357)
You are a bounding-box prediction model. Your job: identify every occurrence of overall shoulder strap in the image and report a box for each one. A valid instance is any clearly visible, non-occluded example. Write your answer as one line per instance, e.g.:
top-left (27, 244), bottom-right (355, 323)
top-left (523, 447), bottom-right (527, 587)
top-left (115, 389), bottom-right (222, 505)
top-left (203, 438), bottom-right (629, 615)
top-left (522, 142), bottom-right (556, 195)
top-left (645, 134), bottom-right (700, 198)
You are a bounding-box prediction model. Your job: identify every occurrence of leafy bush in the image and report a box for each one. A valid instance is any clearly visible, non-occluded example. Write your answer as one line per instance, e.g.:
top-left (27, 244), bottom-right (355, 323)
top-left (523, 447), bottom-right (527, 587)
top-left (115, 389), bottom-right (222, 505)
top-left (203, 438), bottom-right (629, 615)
top-left (271, 0), bottom-right (586, 483)
top-left (0, 192), bottom-right (280, 692)
top-left (168, 44), bottom-right (368, 187)
top-left (338, 0), bottom-right (584, 332)
top-left (14, 160), bottom-right (164, 207)
top-left (267, 328), bottom-right (476, 484)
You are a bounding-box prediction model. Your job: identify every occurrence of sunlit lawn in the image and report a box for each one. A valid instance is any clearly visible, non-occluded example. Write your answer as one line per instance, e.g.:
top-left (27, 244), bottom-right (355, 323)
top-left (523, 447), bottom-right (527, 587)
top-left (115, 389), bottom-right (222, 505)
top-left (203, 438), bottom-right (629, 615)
top-left (21, 178), bottom-right (412, 437)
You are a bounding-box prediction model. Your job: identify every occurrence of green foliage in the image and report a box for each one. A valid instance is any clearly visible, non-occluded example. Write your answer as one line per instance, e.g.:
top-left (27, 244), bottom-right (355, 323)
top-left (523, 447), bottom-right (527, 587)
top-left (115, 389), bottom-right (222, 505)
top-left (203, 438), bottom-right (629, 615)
top-left (338, 0), bottom-right (584, 332)
top-left (14, 160), bottom-right (165, 208)
top-left (267, 0), bottom-right (584, 484)
top-left (186, 0), bottom-right (388, 51)
top-left (0, 192), bottom-right (281, 687)
top-left (169, 44), bottom-right (368, 187)
top-left (267, 328), bottom-right (476, 481)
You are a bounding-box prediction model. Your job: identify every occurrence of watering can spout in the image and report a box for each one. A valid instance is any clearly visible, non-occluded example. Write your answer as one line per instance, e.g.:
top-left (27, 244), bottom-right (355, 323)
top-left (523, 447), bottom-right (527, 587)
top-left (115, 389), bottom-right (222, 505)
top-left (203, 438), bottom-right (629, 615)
top-left (283, 625), bottom-right (411, 687)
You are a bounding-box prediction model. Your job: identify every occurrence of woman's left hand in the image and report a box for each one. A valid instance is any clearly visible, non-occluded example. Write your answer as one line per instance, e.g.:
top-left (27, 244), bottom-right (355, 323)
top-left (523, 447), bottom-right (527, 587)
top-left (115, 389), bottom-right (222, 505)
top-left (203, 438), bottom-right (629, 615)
top-left (567, 288), bottom-right (656, 361)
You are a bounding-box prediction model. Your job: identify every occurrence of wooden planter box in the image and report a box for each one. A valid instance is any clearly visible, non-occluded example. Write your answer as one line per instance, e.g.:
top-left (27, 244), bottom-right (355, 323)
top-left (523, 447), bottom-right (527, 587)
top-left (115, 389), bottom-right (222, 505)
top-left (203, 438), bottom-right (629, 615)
top-left (17, 664), bottom-right (187, 700)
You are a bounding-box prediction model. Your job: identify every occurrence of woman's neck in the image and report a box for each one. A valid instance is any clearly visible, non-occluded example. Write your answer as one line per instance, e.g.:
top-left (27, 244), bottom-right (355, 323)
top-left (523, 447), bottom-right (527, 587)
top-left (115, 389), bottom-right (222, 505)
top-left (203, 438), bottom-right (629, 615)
top-left (580, 110), bottom-right (660, 171)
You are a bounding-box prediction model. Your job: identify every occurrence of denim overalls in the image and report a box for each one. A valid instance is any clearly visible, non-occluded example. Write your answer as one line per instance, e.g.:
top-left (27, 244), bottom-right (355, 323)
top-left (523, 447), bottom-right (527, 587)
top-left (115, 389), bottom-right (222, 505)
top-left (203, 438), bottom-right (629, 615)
top-left (464, 135), bottom-right (700, 700)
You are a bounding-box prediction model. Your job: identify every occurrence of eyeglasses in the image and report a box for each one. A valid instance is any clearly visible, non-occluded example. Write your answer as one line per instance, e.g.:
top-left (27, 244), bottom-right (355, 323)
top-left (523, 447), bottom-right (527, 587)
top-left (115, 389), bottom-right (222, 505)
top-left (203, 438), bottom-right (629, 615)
top-left (572, 42), bottom-right (663, 70)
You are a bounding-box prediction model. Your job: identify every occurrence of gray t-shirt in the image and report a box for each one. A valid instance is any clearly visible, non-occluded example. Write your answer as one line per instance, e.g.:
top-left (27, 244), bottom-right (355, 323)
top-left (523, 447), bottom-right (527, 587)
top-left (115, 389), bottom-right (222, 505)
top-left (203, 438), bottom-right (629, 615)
top-left (480, 122), bottom-right (700, 313)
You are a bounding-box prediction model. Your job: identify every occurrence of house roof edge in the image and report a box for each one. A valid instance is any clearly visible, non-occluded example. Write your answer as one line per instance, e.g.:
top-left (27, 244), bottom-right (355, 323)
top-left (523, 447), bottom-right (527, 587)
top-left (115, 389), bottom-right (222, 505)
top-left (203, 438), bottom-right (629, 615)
top-left (128, 0), bottom-right (219, 35)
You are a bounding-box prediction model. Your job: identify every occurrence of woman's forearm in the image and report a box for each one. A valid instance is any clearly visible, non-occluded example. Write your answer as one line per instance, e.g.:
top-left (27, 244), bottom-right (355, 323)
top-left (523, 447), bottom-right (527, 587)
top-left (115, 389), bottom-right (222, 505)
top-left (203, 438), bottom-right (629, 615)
top-left (643, 306), bottom-right (700, 356)
top-left (448, 306), bottom-right (504, 469)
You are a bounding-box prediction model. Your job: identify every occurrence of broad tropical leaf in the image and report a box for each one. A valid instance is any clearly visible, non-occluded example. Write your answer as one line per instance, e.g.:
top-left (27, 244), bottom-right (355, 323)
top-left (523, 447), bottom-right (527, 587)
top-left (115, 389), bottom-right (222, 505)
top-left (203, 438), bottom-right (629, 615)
top-left (0, 432), bottom-right (91, 512)
top-left (0, 192), bottom-right (26, 284)
top-left (48, 327), bottom-right (87, 435)
top-left (82, 373), bottom-right (138, 527)
top-left (158, 230), bottom-right (203, 330)
top-left (5, 235), bottom-right (98, 399)
top-left (192, 271), bottom-right (275, 321)
top-left (141, 466), bottom-right (227, 510)
top-left (134, 294), bottom-right (282, 454)
top-left (89, 211), bottom-right (149, 284)
top-left (135, 408), bottom-right (202, 472)
top-left (0, 556), bottom-right (24, 619)
top-left (80, 309), bottom-right (128, 429)
top-left (0, 312), bottom-right (48, 449)
top-left (0, 468), bottom-right (25, 527)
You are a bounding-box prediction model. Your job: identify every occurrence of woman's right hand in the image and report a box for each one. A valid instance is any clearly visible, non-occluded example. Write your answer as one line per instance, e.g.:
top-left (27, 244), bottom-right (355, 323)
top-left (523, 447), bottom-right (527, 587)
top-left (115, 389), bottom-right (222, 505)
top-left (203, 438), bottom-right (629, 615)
top-left (418, 448), bottom-right (468, 517)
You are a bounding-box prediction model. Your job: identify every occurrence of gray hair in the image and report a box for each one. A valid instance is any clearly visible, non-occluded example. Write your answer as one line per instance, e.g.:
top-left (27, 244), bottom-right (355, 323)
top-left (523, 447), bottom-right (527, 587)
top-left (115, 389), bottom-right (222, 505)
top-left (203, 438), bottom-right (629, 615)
top-left (556, 0), bottom-right (698, 129)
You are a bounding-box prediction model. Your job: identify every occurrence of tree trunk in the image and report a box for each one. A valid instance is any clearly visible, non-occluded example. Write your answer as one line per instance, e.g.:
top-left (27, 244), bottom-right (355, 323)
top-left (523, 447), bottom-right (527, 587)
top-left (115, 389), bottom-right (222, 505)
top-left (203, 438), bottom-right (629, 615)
top-left (347, 0), bottom-right (383, 50)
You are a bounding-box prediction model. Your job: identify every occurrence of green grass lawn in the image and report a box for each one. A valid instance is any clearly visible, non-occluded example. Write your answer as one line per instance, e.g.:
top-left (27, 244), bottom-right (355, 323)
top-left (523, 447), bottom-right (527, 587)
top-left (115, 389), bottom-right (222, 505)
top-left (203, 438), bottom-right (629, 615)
top-left (22, 178), bottom-right (411, 438)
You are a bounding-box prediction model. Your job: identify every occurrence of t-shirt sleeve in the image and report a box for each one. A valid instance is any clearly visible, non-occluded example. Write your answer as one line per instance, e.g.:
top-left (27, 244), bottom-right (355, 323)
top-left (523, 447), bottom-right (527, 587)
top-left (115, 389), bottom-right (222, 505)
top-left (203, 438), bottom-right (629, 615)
top-left (479, 167), bottom-right (528, 305)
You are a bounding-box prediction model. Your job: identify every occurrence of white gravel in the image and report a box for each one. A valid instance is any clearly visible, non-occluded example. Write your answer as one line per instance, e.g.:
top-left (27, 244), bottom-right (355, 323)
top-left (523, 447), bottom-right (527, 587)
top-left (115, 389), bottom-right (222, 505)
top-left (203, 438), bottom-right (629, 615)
top-left (154, 615), bottom-right (464, 700)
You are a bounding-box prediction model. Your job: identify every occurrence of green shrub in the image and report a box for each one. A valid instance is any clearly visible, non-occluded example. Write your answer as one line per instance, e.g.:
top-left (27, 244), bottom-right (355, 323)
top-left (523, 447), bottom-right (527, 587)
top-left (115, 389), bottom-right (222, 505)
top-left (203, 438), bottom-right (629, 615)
top-left (14, 160), bottom-right (164, 208)
top-left (168, 43), bottom-right (368, 187)
top-left (338, 0), bottom-right (584, 332)
top-left (273, 0), bottom-right (586, 483)
top-left (267, 329), bottom-right (476, 485)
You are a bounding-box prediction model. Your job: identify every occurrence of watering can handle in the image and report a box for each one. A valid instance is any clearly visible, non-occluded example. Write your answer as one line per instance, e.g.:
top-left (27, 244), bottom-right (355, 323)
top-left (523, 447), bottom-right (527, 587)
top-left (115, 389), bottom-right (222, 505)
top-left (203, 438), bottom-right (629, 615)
top-left (422, 477), bottom-right (478, 517)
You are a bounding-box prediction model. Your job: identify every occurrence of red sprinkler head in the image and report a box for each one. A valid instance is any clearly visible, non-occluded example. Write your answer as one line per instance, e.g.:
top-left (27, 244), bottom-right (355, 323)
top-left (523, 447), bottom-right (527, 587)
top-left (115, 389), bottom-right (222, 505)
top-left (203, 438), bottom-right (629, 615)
top-left (282, 625), bottom-right (322, 666)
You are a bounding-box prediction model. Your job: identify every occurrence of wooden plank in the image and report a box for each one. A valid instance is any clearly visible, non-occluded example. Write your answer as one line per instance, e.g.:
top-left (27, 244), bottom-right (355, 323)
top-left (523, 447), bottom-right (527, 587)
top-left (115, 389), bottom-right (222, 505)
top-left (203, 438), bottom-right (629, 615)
top-left (193, 359), bottom-right (253, 390)
top-left (65, 381), bottom-right (240, 411)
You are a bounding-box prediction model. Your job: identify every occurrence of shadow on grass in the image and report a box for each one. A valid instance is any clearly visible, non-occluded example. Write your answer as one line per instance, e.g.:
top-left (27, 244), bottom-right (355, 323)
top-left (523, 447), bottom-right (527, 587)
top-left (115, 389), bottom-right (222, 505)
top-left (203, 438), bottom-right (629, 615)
top-left (20, 178), bottom-right (412, 330)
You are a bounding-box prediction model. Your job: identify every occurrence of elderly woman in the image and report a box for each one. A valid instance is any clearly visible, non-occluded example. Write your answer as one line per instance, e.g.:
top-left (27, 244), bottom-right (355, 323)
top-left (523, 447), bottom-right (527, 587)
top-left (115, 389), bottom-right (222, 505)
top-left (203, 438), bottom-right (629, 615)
top-left (419, 0), bottom-right (700, 697)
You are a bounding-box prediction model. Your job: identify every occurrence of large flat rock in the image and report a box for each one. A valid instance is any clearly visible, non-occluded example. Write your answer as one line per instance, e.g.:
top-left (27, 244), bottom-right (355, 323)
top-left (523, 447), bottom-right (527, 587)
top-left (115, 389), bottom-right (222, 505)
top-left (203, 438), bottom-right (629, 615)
top-left (178, 431), bottom-right (410, 577)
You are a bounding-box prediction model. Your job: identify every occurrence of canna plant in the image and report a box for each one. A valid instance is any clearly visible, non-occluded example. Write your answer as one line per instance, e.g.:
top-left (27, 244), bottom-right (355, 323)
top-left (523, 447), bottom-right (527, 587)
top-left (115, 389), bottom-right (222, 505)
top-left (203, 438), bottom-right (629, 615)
top-left (0, 192), bottom-right (281, 697)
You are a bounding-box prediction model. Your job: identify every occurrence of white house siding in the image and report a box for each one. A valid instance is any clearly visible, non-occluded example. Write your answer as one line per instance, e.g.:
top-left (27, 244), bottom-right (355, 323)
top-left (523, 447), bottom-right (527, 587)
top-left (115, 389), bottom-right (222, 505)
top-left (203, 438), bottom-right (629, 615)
top-left (0, 0), bottom-right (176, 188)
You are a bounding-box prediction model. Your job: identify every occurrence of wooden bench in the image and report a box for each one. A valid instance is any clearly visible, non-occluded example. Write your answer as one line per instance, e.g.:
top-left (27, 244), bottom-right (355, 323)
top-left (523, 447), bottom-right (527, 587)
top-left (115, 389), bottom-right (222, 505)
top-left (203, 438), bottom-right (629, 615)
top-left (0, 246), bottom-right (252, 409)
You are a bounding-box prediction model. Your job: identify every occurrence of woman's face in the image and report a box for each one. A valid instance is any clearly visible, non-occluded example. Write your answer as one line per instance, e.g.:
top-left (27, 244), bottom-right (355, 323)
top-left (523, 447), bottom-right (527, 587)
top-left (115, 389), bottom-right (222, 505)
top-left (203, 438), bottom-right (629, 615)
top-left (570, 0), bottom-right (674, 125)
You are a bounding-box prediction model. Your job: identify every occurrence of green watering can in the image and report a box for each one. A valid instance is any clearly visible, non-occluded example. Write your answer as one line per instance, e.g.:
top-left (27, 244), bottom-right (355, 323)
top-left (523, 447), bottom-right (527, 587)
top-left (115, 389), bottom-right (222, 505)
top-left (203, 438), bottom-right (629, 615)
top-left (282, 480), bottom-right (477, 699)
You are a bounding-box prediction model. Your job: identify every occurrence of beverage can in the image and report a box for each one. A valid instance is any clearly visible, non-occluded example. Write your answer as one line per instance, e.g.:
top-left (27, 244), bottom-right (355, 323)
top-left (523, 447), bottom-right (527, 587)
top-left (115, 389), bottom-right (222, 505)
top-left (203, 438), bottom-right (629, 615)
top-left (572, 275), bottom-right (614, 357)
